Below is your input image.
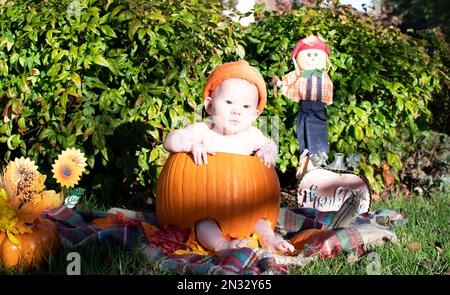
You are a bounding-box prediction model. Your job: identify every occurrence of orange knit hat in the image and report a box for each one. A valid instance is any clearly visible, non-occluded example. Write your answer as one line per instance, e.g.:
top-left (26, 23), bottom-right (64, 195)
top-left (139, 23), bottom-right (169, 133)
top-left (203, 60), bottom-right (267, 113)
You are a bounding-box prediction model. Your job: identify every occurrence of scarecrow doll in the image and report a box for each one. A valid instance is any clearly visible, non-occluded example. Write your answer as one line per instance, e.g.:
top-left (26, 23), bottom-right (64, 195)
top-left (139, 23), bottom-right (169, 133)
top-left (276, 35), bottom-right (333, 155)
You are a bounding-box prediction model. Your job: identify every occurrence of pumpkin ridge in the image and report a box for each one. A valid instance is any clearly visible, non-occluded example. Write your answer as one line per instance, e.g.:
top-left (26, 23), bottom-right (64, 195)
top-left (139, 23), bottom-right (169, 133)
top-left (221, 153), bottom-right (231, 234)
top-left (230, 154), bottom-right (240, 236)
top-left (257, 159), bottom-right (269, 229)
top-left (203, 151), bottom-right (209, 224)
top-left (157, 153), bottom-right (169, 226)
top-left (252, 157), bottom-right (262, 228)
top-left (211, 153), bottom-right (218, 225)
top-left (242, 155), bottom-right (252, 236)
top-left (169, 153), bottom-right (182, 226)
top-left (181, 152), bottom-right (190, 228)
top-left (160, 153), bottom-right (170, 226)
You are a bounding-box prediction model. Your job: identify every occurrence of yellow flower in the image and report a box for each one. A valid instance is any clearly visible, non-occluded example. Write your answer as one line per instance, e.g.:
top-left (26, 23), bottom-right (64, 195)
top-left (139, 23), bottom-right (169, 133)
top-left (2, 157), bottom-right (46, 207)
top-left (52, 156), bottom-right (83, 188)
top-left (60, 148), bottom-right (87, 168)
top-left (0, 188), bottom-right (33, 245)
top-left (3, 157), bottom-right (40, 196)
top-left (0, 157), bottom-right (65, 241)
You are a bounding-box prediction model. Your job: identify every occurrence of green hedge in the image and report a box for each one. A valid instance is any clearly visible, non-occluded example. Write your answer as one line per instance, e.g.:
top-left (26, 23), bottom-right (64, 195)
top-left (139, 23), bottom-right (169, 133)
top-left (0, 0), bottom-right (445, 200)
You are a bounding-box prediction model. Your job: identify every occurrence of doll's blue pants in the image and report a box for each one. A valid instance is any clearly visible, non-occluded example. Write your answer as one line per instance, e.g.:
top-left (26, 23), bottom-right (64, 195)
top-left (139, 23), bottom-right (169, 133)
top-left (296, 100), bottom-right (329, 154)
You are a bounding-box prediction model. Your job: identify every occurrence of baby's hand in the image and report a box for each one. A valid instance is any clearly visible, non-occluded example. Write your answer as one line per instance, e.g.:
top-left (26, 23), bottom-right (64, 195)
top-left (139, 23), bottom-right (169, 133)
top-left (261, 235), bottom-right (295, 253)
top-left (191, 143), bottom-right (216, 165)
top-left (255, 142), bottom-right (277, 167)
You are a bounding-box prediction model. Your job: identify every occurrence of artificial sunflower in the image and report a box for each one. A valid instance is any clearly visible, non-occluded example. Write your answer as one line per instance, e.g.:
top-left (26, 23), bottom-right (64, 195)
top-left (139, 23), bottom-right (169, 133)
top-left (52, 156), bottom-right (83, 188)
top-left (0, 188), bottom-right (33, 244)
top-left (60, 148), bottom-right (87, 168)
top-left (0, 157), bottom-right (63, 241)
top-left (2, 158), bottom-right (47, 210)
top-left (3, 157), bottom-right (42, 197)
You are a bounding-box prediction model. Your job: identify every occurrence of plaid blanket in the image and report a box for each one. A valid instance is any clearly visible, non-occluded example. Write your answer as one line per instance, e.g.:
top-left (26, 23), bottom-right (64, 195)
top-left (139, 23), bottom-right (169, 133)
top-left (42, 206), bottom-right (404, 275)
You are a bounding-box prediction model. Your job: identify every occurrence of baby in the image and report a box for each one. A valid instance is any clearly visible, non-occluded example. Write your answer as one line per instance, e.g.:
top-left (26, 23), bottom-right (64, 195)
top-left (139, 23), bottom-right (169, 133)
top-left (163, 61), bottom-right (294, 256)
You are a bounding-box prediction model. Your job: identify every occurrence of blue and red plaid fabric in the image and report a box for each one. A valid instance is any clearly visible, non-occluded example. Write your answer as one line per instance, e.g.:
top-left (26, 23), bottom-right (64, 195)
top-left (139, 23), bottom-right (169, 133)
top-left (42, 206), bottom-right (403, 275)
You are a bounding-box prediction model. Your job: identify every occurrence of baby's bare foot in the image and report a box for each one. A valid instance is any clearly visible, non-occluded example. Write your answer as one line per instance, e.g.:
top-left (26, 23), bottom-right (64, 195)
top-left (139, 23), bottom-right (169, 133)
top-left (214, 238), bottom-right (249, 257)
top-left (261, 235), bottom-right (295, 253)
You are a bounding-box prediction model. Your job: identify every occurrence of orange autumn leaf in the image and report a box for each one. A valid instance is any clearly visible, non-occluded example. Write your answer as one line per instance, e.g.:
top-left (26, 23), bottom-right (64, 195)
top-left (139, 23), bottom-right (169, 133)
top-left (92, 214), bottom-right (122, 229)
top-left (141, 221), bottom-right (161, 242)
top-left (92, 212), bottom-right (140, 229)
top-left (142, 223), bottom-right (190, 254)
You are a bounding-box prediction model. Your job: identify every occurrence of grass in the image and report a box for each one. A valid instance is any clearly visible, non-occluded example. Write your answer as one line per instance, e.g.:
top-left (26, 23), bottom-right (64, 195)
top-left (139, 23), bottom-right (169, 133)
top-left (1, 189), bottom-right (448, 275)
top-left (290, 189), bottom-right (449, 275)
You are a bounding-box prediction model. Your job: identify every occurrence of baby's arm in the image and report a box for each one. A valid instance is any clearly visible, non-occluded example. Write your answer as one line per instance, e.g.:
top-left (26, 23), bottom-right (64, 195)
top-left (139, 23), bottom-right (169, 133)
top-left (251, 127), bottom-right (278, 167)
top-left (163, 123), bottom-right (215, 165)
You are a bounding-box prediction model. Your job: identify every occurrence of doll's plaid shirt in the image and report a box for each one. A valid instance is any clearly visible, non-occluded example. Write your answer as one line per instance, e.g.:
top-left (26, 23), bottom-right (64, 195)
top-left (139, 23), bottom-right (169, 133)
top-left (281, 69), bottom-right (333, 105)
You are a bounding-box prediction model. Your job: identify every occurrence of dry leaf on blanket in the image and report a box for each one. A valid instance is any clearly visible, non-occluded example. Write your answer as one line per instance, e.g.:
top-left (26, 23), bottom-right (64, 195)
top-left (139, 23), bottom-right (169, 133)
top-left (407, 242), bottom-right (422, 251)
top-left (143, 223), bottom-right (190, 254)
top-left (92, 212), bottom-right (140, 228)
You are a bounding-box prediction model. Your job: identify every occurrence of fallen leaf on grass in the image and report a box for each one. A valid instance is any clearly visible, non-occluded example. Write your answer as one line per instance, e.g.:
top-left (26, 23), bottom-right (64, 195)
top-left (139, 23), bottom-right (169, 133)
top-left (407, 242), bottom-right (422, 251)
top-left (413, 186), bottom-right (426, 196)
top-left (346, 252), bottom-right (360, 264)
top-left (418, 260), bottom-right (433, 271)
top-left (434, 241), bottom-right (444, 255)
top-left (371, 193), bottom-right (381, 202)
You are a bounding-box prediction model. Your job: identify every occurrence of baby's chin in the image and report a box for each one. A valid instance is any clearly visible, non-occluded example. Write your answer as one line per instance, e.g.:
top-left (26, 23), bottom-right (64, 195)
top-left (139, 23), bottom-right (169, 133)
top-left (216, 124), bottom-right (251, 135)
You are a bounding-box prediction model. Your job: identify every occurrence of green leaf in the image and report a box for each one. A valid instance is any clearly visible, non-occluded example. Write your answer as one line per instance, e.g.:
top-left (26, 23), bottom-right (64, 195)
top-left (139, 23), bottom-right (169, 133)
top-left (67, 87), bottom-right (78, 98)
top-left (149, 11), bottom-right (165, 21)
top-left (354, 125), bottom-right (364, 141)
top-left (387, 152), bottom-right (403, 170)
top-left (235, 44), bottom-right (245, 59)
top-left (128, 19), bottom-right (142, 39)
top-left (71, 73), bottom-right (81, 90)
top-left (150, 148), bottom-right (159, 162)
top-left (100, 25), bottom-right (117, 38)
top-left (93, 55), bottom-right (120, 75)
top-left (368, 152), bottom-right (381, 167)
top-left (83, 127), bottom-right (95, 142)
top-left (92, 131), bottom-right (105, 149)
top-left (38, 128), bottom-right (55, 141)
top-left (138, 155), bottom-right (149, 170)
top-left (290, 155), bottom-right (298, 167)
top-left (289, 140), bottom-right (297, 155)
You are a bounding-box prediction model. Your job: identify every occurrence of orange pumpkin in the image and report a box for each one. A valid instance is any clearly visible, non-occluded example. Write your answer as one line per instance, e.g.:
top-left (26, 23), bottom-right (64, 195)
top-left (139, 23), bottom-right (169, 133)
top-left (156, 152), bottom-right (281, 238)
top-left (0, 218), bottom-right (60, 270)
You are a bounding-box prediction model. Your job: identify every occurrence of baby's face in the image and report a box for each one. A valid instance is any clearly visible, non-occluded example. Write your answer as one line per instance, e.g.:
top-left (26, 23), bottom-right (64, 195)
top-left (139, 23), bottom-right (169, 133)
top-left (206, 78), bottom-right (260, 135)
top-left (296, 49), bottom-right (327, 70)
